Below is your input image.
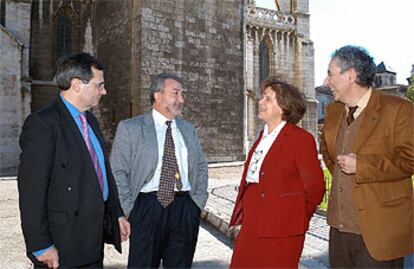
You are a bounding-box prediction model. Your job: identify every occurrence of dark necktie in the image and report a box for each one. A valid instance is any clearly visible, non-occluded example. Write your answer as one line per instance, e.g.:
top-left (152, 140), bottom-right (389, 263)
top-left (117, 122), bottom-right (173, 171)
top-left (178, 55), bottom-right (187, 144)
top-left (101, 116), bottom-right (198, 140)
top-left (346, 106), bottom-right (358, 125)
top-left (79, 114), bottom-right (104, 192)
top-left (157, 121), bottom-right (183, 207)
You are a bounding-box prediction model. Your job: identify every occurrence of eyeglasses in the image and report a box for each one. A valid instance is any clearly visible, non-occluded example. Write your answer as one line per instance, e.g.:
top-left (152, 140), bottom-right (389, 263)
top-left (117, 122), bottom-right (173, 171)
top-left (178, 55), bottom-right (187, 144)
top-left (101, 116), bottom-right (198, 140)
top-left (90, 81), bottom-right (105, 91)
top-left (249, 149), bottom-right (263, 175)
top-left (76, 77), bottom-right (105, 91)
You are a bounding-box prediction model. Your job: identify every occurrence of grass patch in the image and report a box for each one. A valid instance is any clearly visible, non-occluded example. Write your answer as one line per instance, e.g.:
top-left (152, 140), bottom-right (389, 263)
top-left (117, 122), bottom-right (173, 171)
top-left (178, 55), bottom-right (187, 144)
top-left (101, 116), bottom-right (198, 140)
top-left (319, 169), bottom-right (332, 210)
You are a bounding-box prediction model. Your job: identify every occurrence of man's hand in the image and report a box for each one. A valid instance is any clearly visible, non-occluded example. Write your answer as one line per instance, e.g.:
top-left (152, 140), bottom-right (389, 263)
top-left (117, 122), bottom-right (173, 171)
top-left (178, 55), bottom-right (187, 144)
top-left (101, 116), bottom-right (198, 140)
top-left (118, 217), bottom-right (131, 242)
top-left (337, 153), bottom-right (356, 174)
top-left (36, 246), bottom-right (59, 268)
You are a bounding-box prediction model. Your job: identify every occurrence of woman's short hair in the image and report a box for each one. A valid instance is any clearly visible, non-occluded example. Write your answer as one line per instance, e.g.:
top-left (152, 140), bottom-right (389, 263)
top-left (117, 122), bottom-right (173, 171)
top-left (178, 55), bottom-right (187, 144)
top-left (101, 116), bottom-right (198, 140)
top-left (261, 77), bottom-right (306, 124)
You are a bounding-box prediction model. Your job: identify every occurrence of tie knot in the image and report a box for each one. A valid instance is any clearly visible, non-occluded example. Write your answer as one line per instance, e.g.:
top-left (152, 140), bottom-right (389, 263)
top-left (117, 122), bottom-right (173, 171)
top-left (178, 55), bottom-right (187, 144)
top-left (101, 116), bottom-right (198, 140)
top-left (79, 113), bottom-right (87, 126)
top-left (346, 106), bottom-right (358, 125)
top-left (166, 120), bottom-right (172, 128)
top-left (348, 106), bottom-right (358, 114)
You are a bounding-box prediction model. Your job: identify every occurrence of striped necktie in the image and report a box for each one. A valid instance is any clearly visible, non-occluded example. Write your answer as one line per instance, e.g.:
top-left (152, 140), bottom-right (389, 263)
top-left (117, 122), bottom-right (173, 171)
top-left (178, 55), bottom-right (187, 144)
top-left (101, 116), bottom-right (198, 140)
top-left (79, 113), bottom-right (104, 192)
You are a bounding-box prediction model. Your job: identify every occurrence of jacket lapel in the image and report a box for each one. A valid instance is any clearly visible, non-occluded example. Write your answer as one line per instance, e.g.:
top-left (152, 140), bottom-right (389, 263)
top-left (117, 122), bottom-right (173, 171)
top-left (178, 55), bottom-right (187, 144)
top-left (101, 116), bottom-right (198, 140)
top-left (56, 96), bottom-right (85, 163)
top-left (324, 103), bottom-right (345, 160)
top-left (352, 90), bottom-right (381, 153)
top-left (142, 112), bottom-right (159, 163)
top-left (175, 119), bottom-right (195, 172)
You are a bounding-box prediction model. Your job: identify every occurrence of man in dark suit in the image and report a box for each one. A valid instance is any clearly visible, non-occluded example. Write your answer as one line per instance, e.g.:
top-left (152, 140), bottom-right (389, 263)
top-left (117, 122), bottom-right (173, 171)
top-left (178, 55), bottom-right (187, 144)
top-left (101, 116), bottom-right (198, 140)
top-left (110, 73), bottom-right (208, 268)
top-left (18, 52), bottom-right (130, 269)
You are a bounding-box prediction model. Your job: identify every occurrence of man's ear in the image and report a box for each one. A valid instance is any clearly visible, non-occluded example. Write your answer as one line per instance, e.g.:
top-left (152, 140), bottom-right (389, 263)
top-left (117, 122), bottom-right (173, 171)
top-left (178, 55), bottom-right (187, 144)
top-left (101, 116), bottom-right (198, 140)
top-left (154, 91), bottom-right (161, 103)
top-left (70, 78), bottom-right (83, 93)
top-left (348, 68), bottom-right (357, 84)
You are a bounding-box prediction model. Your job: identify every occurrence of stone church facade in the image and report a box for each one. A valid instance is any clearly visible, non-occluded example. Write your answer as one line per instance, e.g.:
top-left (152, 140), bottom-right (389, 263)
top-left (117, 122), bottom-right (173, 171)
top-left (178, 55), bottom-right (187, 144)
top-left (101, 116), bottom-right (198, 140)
top-left (0, 0), bottom-right (316, 175)
top-left (244, 0), bottom-right (316, 150)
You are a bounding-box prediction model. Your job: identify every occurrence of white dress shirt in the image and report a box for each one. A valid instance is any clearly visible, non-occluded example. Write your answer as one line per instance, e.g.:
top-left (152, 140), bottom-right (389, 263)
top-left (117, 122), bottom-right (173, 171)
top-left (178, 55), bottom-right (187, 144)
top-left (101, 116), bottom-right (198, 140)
top-left (245, 121), bottom-right (286, 183)
top-left (141, 109), bottom-right (190, 192)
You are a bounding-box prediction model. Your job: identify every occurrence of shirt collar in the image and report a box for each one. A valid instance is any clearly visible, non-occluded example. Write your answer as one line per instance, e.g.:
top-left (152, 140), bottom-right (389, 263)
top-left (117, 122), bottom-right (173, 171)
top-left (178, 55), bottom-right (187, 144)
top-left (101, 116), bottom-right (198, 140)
top-left (60, 94), bottom-right (82, 119)
top-left (152, 108), bottom-right (175, 127)
top-left (345, 87), bottom-right (372, 117)
top-left (263, 120), bottom-right (286, 138)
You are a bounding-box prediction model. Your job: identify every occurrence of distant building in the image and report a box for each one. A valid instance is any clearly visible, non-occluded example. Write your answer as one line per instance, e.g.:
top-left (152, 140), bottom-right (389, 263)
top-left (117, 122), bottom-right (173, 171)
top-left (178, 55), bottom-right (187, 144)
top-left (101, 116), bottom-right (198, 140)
top-left (373, 61), bottom-right (408, 98)
top-left (315, 85), bottom-right (332, 124)
top-left (407, 64), bottom-right (414, 84)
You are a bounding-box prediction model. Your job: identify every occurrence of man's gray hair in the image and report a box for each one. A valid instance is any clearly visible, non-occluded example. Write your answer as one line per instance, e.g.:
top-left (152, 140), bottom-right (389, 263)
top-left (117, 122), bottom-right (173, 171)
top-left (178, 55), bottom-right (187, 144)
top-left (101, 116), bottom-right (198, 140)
top-left (331, 45), bottom-right (376, 87)
top-left (149, 72), bottom-right (185, 104)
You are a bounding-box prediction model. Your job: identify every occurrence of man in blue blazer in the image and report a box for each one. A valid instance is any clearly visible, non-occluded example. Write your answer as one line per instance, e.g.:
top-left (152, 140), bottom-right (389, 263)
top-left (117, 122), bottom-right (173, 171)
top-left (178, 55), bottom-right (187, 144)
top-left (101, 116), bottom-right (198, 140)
top-left (18, 53), bottom-right (130, 268)
top-left (110, 72), bottom-right (208, 268)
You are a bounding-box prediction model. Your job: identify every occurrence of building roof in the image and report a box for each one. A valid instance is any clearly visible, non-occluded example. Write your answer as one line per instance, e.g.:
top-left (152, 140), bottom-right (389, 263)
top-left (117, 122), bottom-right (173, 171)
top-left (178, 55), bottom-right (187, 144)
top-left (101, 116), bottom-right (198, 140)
top-left (315, 85), bottom-right (332, 96)
top-left (376, 61), bottom-right (396, 74)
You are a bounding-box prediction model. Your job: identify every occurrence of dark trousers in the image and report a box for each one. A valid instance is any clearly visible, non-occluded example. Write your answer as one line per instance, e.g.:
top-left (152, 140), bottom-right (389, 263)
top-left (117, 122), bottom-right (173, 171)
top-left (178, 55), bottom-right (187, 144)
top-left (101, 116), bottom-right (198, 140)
top-left (128, 192), bottom-right (201, 269)
top-left (329, 227), bottom-right (404, 268)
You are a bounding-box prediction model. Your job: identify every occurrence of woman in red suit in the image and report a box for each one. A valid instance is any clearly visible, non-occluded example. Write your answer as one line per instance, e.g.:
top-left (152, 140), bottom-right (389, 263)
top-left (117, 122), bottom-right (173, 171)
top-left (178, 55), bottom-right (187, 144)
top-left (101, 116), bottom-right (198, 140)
top-left (229, 77), bottom-right (325, 268)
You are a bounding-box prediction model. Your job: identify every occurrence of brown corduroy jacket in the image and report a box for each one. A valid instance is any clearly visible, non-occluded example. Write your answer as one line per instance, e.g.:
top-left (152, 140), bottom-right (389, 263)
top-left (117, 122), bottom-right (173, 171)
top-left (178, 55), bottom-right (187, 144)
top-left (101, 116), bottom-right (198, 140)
top-left (321, 89), bottom-right (414, 261)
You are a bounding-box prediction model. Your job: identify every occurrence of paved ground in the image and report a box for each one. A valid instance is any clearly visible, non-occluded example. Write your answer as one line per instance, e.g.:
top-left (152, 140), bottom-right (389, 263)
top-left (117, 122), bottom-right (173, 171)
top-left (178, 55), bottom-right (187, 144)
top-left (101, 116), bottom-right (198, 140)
top-left (0, 165), bottom-right (329, 268)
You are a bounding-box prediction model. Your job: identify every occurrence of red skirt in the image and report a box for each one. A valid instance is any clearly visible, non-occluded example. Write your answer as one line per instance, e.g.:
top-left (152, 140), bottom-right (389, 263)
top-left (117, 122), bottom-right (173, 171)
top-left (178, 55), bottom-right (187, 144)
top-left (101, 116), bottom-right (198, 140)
top-left (230, 184), bottom-right (305, 268)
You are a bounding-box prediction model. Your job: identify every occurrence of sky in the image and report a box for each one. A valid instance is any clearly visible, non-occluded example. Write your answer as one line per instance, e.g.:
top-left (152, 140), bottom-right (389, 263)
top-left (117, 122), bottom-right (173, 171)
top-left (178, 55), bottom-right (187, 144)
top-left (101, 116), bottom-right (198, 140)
top-left (255, 0), bottom-right (414, 85)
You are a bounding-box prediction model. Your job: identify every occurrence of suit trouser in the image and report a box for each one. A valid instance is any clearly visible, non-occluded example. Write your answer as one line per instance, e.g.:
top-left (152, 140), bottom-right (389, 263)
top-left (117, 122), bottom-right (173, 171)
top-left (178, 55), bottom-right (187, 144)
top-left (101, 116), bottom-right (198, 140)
top-left (127, 192), bottom-right (201, 269)
top-left (329, 227), bottom-right (404, 268)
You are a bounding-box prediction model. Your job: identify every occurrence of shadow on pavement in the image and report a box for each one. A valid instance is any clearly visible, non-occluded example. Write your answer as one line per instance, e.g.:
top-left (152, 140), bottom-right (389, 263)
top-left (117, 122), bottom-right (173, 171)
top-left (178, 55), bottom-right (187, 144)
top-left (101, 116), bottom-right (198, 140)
top-left (201, 220), bottom-right (234, 249)
top-left (192, 259), bottom-right (230, 269)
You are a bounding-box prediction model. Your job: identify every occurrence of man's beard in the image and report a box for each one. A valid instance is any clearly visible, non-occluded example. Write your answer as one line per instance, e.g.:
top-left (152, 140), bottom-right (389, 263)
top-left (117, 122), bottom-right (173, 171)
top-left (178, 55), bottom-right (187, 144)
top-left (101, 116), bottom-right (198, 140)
top-left (170, 103), bottom-right (183, 117)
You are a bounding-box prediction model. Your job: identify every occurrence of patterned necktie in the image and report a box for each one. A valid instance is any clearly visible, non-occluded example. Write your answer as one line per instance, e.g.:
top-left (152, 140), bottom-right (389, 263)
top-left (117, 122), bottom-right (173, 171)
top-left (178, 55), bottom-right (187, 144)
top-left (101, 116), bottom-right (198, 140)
top-left (79, 113), bottom-right (104, 192)
top-left (346, 106), bottom-right (358, 125)
top-left (157, 120), bottom-right (183, 207)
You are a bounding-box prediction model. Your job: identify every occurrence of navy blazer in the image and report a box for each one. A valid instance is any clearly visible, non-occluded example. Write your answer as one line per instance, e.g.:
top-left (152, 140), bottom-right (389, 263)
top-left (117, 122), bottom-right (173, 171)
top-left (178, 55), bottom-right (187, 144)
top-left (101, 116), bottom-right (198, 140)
top-left (18, 96), bottom-right (123, 267)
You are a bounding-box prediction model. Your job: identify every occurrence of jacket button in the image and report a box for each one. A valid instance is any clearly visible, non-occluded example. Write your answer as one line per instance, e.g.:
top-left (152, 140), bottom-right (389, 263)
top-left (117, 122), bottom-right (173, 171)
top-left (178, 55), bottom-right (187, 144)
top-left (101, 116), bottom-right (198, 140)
top-left (260, 172), bottom-right (265, 176)
top-left (61, 163), bottom-right (67, 168)
top-left (74, 211), bottom-right (79, 216)
top-left (260, 192), bottom-right (266, 198)
top-left (338, 188), bottom-right (342, 192)
top-left (67, 187), bottom-right (72, 192)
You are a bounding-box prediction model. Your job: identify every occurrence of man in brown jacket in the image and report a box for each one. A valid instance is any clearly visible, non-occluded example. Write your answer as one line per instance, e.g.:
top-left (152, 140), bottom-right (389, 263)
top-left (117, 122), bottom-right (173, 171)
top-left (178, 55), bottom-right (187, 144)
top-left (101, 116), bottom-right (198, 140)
top-left (321, 45), bottom-right (414, 268)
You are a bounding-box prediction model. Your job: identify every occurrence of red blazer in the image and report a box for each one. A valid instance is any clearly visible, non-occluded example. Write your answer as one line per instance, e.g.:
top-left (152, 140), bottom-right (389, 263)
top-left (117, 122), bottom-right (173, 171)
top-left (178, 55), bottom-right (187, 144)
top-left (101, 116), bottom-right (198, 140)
top-left (229, 123), bottom-right (325, 237)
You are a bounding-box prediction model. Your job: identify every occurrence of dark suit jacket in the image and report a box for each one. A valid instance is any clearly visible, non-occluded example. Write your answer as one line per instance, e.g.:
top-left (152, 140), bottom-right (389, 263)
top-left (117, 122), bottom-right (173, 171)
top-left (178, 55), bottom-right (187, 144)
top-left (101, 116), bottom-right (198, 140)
top-left (320, 89), bottom-right (414, 260)
top-left (18, 96), bottom-right (123, 267)
top-left (229, 123), bottom-right (325, 237)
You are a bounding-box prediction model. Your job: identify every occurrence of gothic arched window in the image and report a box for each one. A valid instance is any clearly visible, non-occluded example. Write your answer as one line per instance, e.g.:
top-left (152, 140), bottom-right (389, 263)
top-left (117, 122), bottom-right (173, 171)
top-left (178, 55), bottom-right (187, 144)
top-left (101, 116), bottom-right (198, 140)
top-left (0, 0), bottom-right (5, 26)
top-left (56, 15), bottom-right (72, 59)
top-left (259, 41), bottom-right (269, 82)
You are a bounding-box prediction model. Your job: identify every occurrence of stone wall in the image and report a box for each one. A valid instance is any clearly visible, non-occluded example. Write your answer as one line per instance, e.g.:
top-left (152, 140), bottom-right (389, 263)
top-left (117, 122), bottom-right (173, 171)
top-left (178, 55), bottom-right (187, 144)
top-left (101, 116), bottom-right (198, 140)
top-left (137, 0), bottom-right (245, 162)
top-left (0, 26), bottom-right (22, 176)
top-left (30, 0), bottom-right (245, 162)
top-left (93, 0), bottom-right (136, 142)
top-left (0, 0), bottom-right (31, 176)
